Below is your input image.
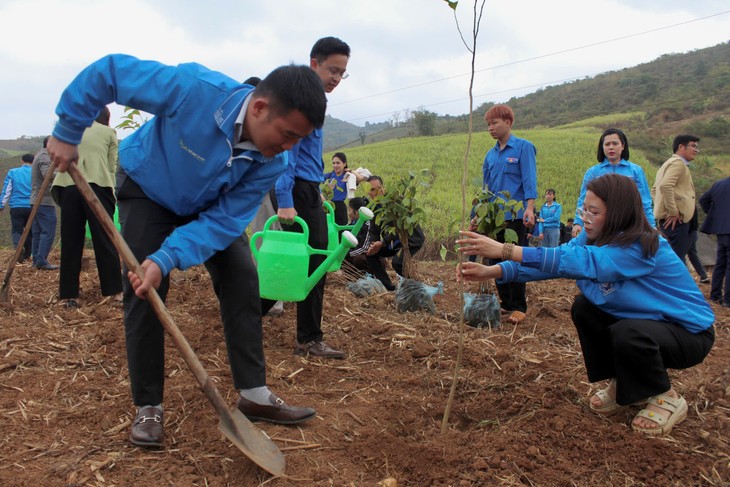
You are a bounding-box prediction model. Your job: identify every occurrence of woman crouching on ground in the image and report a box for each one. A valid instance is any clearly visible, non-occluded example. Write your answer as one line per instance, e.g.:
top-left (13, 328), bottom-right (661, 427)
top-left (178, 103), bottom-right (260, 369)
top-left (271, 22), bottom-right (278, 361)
top-left (456, 173), bottom-right (715, 436)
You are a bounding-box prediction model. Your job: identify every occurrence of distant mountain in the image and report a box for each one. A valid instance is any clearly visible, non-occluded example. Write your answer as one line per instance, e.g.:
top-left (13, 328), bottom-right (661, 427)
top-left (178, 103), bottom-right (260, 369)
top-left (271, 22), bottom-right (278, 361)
top-left (326, 41), bottom-right (730, 161)
top-left (323, 115), bottom-right (391, 151)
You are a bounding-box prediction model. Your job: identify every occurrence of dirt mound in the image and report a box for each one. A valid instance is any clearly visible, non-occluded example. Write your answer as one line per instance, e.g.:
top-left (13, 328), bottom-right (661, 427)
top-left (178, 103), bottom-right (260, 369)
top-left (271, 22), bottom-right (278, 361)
top-left (1, 249), bottom-right (728, 486)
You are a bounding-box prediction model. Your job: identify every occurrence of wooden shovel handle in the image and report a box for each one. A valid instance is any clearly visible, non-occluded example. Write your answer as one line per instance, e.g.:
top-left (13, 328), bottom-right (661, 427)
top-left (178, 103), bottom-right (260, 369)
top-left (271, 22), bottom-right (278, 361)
top-left (65, 164), bottom-right (231, 418)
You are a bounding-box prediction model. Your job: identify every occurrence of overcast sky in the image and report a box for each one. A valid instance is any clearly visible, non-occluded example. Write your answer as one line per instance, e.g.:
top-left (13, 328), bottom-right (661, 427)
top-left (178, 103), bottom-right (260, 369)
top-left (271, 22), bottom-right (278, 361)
top-left (1, 0), bottom-right (728, 139)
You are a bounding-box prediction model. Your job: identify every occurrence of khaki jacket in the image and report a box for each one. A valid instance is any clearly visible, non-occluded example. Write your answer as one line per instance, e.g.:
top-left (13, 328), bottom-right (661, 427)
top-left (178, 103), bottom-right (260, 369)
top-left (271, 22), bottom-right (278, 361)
top-left (651, 154), bottom-right (695, 221)
top-left (53, 121), bottom-right (118, 190)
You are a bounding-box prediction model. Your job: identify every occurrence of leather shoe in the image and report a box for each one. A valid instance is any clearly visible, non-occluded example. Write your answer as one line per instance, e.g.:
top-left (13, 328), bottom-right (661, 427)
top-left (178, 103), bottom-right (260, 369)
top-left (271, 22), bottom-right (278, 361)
top-left (130, 406), bottom-right (164, 447)
top-left (37, 263), bottom-right (60, 270)
top-left (294, 340), bottom-right (345, 359)
top-left (236, 394), bottom-right (315, 425)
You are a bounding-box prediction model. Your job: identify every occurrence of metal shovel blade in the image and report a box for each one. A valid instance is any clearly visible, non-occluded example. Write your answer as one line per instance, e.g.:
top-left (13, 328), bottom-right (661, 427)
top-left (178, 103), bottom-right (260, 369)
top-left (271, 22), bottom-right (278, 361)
top-left (218, 409), bottom-right (285, 477)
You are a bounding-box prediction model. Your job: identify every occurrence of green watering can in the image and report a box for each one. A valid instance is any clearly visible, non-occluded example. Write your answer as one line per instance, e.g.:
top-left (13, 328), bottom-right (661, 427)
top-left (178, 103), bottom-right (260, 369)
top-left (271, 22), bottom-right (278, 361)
top-left (322, 201), bottom-right (374, 271)
top-left (251, 216), bottom-right (357, 301)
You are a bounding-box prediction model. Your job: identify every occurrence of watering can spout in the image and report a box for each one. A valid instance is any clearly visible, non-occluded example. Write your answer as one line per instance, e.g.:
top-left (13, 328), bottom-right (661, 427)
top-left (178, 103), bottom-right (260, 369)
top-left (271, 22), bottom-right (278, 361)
top-left (323, 203), bottom-right (374, 272)
top-left (306, 230), bottom-right (357, 290)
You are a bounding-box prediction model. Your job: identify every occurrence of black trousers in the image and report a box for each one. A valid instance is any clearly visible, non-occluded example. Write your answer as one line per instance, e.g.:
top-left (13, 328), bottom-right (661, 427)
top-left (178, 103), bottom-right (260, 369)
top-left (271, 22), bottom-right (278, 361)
top-left (490, 219), bottom-right (528, 312)
top-left (658, 219), bottom-right (690, 262)
top-left (571, 294), bottom-right (714, 405)
top-left (53, 184), bottom-right (122, 299)
top-left (367, 243), bottom-right (422, 289)
top-left (332, 200), bottom-right (348, 226)
top-left (262, 179), bottom-right (327, 344)
top-left (117, 175), bottom-right (266, 406)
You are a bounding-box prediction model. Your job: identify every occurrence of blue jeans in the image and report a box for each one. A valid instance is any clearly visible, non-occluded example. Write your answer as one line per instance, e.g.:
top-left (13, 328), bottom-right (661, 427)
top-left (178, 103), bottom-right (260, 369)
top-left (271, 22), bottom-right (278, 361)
top-left (31, 205), bottom-right (57, 266)
top-left (542, 227), bottom-right (560, 248)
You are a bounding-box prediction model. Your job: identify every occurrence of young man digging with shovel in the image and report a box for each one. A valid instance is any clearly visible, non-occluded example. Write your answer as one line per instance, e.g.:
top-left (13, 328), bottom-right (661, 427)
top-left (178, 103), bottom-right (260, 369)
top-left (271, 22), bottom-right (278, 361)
top-left (48, 55), bottom-right (327, 447)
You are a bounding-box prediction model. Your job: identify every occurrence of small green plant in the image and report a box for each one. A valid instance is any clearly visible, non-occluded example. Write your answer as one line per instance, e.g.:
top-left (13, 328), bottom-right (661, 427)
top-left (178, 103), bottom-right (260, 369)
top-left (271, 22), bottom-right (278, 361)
top-left (439, 187), bottom-right (522, 261)
top-left (115, 107), bottom-right (148, 132)
top-left (319, 181), bottom-right (334, 202)
top-left (471, 187), bottom-right (523, 241)
top-left (369, 169), bottom-right (430, 279)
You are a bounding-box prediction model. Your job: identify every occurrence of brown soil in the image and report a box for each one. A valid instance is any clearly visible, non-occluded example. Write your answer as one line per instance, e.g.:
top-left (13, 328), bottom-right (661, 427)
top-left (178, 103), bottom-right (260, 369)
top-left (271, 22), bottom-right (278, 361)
top-left (1, 249), bottom-right (728, 486)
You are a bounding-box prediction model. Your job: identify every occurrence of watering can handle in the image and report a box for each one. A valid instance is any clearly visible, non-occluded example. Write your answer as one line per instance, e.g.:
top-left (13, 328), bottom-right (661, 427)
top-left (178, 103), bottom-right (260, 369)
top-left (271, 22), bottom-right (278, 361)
top-left (251, 215), bottom-right (310, 261)
top-left (322, 201), bottom-right (334, 214)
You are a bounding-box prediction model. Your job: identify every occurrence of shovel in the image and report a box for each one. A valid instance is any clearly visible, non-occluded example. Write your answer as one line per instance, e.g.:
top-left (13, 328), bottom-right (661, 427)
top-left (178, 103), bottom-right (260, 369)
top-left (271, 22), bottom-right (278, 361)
top-left (0, 164), bottom-right (56, 302)
top-left (65, 163), bottom-right (286, 477)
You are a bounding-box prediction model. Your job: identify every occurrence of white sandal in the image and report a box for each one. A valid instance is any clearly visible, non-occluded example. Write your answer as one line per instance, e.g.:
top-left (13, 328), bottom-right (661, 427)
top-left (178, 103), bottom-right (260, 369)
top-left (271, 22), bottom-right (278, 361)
top-left (589, 379), bottom-right (619, 415)
top-left (631, 393), bottom-right (687, 437)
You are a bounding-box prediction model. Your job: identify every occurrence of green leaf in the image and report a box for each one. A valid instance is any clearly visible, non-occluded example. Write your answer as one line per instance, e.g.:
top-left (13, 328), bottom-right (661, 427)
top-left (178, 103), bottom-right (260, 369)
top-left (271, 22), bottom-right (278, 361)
top-left (440, 245), bottom-right (448, 261)
top-left (444, 0), bottom-right (458, 10)
top-left (504, 228), bottom-right (519, 244)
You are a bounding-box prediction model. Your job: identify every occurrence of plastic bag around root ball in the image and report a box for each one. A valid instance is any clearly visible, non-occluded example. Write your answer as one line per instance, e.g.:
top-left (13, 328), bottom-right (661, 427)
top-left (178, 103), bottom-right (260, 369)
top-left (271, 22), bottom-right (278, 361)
top-left (395, 278), bottom-right (444, 314)
top-left (463, 292), bottom-right (501, 329)
top-left (347, 273), bottom-right (388, 297)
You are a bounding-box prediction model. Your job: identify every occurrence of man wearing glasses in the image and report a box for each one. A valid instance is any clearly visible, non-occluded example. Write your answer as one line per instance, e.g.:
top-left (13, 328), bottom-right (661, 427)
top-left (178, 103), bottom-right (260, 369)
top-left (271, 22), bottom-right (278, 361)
top-left (263, 37), bottom-right (351, 359)
top-left (651, 134), bottom-right (700, 261)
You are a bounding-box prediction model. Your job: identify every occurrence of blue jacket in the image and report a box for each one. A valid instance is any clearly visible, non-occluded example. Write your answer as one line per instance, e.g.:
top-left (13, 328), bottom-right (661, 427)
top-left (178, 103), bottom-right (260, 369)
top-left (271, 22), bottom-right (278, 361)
top-left (52, 54), bottom-right (288, 276)
top-left (323, 170), bottom-right (348, 202)
top-left (0, 165), bottom-right (32, 209)
top-left (482, 134), bottom-right (538, 221)
top-left (700, 176), bottom-right (730, 236)
top-left (275, 129), bottom-right (324, 208)
top-left (498, 231), bottom-right (715, 333)
top-left (575, 159), bottom-right (655, 227)
top-left (537, 201), bottom-right (562, 235)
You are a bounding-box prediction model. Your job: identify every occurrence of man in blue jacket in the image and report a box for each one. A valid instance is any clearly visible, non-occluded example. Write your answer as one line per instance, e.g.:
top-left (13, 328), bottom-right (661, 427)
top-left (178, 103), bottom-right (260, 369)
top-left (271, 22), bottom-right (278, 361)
top-left (700, 176), bottom-right (730, 307)
top-left (264, 37), bottom-right (351, 359)
top-left (48, 54), bottom-right (327, 447)
top-left (0, 154), bottom-right (34, 262)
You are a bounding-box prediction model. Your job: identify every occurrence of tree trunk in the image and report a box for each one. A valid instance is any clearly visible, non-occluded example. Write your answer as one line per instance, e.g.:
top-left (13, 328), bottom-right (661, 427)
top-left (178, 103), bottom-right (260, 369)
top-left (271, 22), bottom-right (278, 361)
top-left (399, 230), bottom-right (418, 280)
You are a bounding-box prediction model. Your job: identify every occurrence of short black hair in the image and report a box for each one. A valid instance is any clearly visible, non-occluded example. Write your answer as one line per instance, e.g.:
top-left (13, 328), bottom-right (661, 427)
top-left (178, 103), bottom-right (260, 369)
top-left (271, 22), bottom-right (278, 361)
top-left (367, 175), bottom-right (383, 185)
top-left (597, 128), bottom-right (630, 163)
top-left (243, 76), bottom-right (261, 87)
top-left (310, 37), bottom-right (351, 63)
top-left (673, 134), bottom-right (700, 153)
top-left (254, 64), bottom-right (327, 128)
top-left (43, 136), bottom-right (50, 148)
top-left (21, 153), bottom-right (34, 163)
top-left (348, 197), bottom-right (367, 211)
top-left (96, 106), bottom-right (111, 125)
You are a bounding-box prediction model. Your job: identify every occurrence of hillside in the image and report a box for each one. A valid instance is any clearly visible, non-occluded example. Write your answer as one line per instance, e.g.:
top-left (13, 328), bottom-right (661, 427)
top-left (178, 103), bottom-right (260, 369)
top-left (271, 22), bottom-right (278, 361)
top-left (2, 43), bottom-right (729, 249)
top-left (335, 42), bottom-right (730, 162)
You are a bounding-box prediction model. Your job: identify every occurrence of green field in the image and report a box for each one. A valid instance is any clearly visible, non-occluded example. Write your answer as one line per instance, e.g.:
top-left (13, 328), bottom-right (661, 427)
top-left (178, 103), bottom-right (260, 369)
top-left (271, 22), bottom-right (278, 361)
top-left (326, 126), bottom-right (658, 252)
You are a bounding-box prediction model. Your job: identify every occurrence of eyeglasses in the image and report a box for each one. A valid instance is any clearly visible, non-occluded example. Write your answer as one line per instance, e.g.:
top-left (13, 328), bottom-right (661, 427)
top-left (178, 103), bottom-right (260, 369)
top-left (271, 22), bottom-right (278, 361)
top-left (577, 207), bottom-right (596, 224)
top-left (326, 66), bottom-right (349, 80)
top-left (686, 143), bottom-right (700, 152)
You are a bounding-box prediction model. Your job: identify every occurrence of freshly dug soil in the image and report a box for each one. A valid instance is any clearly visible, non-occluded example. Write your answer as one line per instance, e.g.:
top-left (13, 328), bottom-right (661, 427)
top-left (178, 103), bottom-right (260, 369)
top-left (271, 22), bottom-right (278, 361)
top-left (0, 249), bottom-right (728, 486)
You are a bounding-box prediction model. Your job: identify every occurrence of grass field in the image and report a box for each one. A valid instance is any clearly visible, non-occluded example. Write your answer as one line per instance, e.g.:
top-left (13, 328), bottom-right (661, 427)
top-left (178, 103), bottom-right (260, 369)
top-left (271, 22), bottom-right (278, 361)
top-left (326, 126), bottom-right (659, 251)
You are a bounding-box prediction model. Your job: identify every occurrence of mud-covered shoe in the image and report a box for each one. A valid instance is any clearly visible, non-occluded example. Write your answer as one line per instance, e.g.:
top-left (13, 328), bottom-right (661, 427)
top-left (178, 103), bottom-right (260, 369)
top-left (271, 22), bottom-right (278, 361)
top-left (294, 340), bottom-right (345, 359)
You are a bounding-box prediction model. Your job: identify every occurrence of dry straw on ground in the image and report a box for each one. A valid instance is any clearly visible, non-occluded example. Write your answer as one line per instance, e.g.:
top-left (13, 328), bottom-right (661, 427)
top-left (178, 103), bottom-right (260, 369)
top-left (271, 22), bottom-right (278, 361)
top-left (1, 249), bottom-right (729, 486)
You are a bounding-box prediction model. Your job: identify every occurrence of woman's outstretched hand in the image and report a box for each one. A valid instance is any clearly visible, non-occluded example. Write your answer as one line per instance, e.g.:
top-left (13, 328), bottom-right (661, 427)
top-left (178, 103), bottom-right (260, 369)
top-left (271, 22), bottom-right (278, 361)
top-left (456, 261), bottom-right (502, 283)
top-left (456, 231), bottom-right (503, 259)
